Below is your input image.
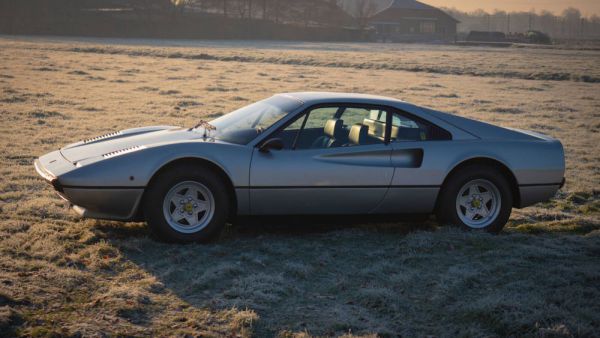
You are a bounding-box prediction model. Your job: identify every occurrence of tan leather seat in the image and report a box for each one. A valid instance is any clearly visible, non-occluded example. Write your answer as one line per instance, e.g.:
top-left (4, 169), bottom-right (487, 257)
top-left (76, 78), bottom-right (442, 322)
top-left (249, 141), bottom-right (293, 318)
top-left (311, 118), bottom-right (344, 148)
top-left (348, 124), bottom-right (369, 145)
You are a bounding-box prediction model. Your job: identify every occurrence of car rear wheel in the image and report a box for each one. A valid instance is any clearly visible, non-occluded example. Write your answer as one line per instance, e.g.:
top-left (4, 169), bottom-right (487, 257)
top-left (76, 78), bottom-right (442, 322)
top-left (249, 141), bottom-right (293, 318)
top-left (143, 165), bottom-right (229, 243)
top-left (437, 165), bottom-right (512, 233)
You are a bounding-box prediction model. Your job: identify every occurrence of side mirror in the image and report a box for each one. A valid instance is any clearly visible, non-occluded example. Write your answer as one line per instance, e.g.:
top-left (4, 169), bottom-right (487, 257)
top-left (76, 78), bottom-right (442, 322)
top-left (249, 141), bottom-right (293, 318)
top-left (259, 138), bottom-right (284, 153)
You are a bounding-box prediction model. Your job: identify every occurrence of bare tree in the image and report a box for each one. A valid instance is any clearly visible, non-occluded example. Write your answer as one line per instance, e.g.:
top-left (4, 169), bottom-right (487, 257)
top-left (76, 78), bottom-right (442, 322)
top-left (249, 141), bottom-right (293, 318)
top-left (445, 6), bottom-right (600, 39)
top-left (339, 0), bottom-right (378, 28)
top-left (233, 0), bottom-right (247, 18)
top-left (562, 7), bottom-right (582, 37)
top-left (262, 0), bottom-right (267, 19)
top-left (171, 0), bottom-right (192, 13)
top-left (273, 0), bottom-right (281, 23)
top-left (358, 0), bottom-right (379, 27)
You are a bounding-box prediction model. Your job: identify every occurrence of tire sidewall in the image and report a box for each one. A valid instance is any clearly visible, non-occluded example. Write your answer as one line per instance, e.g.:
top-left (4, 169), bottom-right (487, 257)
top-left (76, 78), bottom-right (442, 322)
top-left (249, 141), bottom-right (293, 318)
top-left (144, 165), bottom-right (229, 243)
top-left (439, 165), bottom-right (513, 233)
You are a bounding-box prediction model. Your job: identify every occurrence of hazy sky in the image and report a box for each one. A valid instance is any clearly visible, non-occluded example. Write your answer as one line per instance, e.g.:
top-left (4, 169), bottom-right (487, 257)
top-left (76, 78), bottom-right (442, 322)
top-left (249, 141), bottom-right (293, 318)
top-left (422, 0), bottom-right (600, 16)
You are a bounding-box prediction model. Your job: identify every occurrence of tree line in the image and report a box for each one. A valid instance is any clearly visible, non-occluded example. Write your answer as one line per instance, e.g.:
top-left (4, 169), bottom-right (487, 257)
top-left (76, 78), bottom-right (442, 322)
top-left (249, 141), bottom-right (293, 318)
top-left (2, 0), bottom-right (599, 39)
top-left (0, 0), bottom-right (351, 28)
top-left (0, 0), bottom-right (364, 41)
top-left (444, 7), bottom-right (600, 39)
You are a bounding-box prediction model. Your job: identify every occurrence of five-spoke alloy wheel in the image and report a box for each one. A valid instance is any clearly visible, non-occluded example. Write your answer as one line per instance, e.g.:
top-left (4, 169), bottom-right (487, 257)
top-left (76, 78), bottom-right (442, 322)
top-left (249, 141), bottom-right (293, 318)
top-left (455, 179), bottom-right (501, 229)
top-left (437, 164), bottom-right (512, 233)
top-left (162, 181), bottom-right (215, 234)
top-left (144, 164), bottom-right (229, 243)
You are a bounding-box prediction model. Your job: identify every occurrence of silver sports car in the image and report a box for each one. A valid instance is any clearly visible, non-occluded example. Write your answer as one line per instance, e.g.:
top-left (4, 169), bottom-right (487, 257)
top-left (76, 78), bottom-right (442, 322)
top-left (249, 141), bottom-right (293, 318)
top-left (35, 92), bottom-right (565, 242)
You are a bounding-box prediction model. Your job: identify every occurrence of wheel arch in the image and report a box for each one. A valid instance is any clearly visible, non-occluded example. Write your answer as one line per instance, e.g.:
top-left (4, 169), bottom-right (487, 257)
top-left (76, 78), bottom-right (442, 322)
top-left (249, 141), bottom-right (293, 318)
top-left (137, 157), bottom-right (237, 221)
top-left (436, 157), bottom-right (520, 210)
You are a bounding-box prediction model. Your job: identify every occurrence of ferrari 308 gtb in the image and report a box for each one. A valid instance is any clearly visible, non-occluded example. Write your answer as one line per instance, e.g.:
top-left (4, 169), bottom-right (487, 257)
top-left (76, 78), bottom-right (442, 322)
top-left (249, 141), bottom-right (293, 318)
top-left (35, 92), bottom-right (565, 242)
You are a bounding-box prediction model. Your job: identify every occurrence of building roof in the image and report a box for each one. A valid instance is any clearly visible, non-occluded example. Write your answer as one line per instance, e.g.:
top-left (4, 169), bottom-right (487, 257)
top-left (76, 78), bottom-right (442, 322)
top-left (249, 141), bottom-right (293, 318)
top-left (372, 0), bottom-right (459, 23)
top-left (386, 0), bottom-right (436, 10)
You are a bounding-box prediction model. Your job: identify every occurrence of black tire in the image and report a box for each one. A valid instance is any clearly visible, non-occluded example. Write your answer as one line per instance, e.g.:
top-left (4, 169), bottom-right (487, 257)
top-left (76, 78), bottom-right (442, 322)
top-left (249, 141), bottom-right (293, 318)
top-left (436, 165), bottom-right (513, 233)
top-left (143, 164), bottom-right (230, 243)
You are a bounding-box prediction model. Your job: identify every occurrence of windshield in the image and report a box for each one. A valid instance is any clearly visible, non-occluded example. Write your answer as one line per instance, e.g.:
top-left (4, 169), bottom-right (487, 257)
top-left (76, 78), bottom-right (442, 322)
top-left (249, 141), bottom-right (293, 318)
top-left (207, 95), bottom-right (302, 145)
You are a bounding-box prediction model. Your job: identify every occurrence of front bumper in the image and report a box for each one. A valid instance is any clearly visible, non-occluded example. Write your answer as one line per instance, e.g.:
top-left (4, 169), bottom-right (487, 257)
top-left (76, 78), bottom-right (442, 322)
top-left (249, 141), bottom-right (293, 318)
top-left (63, 187), bottom-right (144, 221)
top-left (34, 157), bottom-right (143, 221)
top-left (34, 159), bottom-right (67, 198)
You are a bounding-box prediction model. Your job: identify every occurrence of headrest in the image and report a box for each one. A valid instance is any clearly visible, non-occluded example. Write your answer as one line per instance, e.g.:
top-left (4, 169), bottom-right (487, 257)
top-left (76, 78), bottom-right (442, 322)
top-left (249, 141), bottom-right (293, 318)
top-left (324, 118), bottom-right (344, 139)
top-left (349, 124), bottom-right (368, 145)
top-left (390, 125), bottom-right (399, 139)
top-left (363, 118), bottom-right (385, 139)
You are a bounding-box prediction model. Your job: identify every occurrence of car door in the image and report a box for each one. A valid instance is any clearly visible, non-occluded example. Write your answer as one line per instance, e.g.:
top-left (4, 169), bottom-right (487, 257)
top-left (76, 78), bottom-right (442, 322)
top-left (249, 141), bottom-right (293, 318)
top-left (373, 110), bottom-right (454, 214)
top-left (249, 105), bottom-right (395, 215)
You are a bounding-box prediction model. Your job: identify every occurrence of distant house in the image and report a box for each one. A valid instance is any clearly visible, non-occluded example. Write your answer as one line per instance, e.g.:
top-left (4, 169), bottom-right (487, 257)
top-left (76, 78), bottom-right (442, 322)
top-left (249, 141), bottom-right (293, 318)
top-left (369, 0), bottom-right (458, 42)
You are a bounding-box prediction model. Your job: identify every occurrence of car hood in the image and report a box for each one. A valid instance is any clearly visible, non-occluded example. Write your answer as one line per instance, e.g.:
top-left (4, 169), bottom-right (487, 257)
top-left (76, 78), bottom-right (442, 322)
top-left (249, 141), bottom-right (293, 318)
top-left (60, 126), bottom-right (207, 164)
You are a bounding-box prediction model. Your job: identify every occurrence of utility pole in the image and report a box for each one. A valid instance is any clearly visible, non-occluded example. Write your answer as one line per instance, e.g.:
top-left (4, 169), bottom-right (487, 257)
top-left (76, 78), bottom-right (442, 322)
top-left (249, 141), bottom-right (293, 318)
top-left (507, 13), bottom-right (510, 34)
top-left (528, 12), bottom-right (533, 31)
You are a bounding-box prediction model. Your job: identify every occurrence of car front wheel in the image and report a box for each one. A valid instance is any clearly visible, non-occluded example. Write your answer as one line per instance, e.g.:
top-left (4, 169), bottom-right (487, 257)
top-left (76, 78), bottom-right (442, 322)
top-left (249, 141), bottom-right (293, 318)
top-left (143, 164), bottom-right (229, 243)
top-left (437, 165), bottom-right (513, 233)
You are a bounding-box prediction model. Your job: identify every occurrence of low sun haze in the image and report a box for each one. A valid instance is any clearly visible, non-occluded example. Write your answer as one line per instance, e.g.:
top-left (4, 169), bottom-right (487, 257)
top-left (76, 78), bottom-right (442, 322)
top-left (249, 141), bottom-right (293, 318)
top-left (423, 0), bottom-right (600, 16)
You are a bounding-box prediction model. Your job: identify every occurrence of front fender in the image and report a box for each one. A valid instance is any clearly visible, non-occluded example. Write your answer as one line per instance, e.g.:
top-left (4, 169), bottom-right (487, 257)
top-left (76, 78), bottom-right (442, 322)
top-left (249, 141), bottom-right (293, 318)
top-left (58, 141), bottom-right (253, 188)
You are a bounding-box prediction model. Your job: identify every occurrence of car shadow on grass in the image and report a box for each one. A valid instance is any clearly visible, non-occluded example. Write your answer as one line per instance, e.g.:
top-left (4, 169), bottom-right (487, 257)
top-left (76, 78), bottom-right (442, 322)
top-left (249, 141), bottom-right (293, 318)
top-left (94, 215), bottom-right (441, 335)
top-left (94, 213), bottom-right (600, 336)
top-left (227, 214), bottom-right (438, 238)
top-left (91, 214), bottom-right (438, 241)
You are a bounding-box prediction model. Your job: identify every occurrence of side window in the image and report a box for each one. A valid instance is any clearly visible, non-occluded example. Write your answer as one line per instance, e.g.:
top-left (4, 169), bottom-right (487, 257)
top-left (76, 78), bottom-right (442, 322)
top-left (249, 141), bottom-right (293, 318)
top-left (274, 115), bottom-right (305, 150)
top-left (390, 112), bottom-right (452, 142)
top-left (295, 107), bottom-right (339, 149)
top-left (339, 107), bottom-right (369, 126)
top-left (285, 115), bottom-right (305, 131)
top-left (304, 108), bottom-right (338, 129)
top-left (273, 105), bottom-right (415, 150)
top-left (275, 107), bottom-right (338, 150)
top-left (340, 107), bottom-right (387, 146)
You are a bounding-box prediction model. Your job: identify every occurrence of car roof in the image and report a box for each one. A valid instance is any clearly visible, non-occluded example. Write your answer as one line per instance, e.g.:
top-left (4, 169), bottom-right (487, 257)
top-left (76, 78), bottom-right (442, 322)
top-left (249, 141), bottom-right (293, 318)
top-left (276, 92), bottom-right (406, 107)
top-left (269, 92), bottom-right (483, 141)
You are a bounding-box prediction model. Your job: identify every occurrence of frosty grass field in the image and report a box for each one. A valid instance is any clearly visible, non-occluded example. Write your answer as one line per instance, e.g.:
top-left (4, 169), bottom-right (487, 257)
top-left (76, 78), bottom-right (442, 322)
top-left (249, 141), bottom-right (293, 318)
top-left (0, 36), bottom-right (599, 337)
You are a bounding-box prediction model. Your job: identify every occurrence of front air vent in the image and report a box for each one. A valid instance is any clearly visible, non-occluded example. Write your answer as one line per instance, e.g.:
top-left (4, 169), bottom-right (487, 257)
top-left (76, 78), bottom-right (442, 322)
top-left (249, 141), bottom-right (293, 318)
top-left (102, 145), bottom-right (146, 159)
top-left (83, 131), bottom-right (122, 144)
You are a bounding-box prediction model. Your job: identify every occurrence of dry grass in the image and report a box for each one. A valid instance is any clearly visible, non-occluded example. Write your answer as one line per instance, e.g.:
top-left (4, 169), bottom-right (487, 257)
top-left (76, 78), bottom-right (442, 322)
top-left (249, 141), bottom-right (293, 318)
top-left (0, 36), bottom-right (599, 337)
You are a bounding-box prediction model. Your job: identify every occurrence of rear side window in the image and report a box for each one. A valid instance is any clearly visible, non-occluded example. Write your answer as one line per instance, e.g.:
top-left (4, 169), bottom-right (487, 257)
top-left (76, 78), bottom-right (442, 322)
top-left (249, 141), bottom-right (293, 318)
top-left (390, 111), bottom-right (451, 142)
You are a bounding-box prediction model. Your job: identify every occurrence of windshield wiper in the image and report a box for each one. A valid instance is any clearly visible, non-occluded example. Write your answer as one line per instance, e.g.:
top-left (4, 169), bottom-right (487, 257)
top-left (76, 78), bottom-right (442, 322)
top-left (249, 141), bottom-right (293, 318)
top-left (191, 120), bottom-right (217, 138)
